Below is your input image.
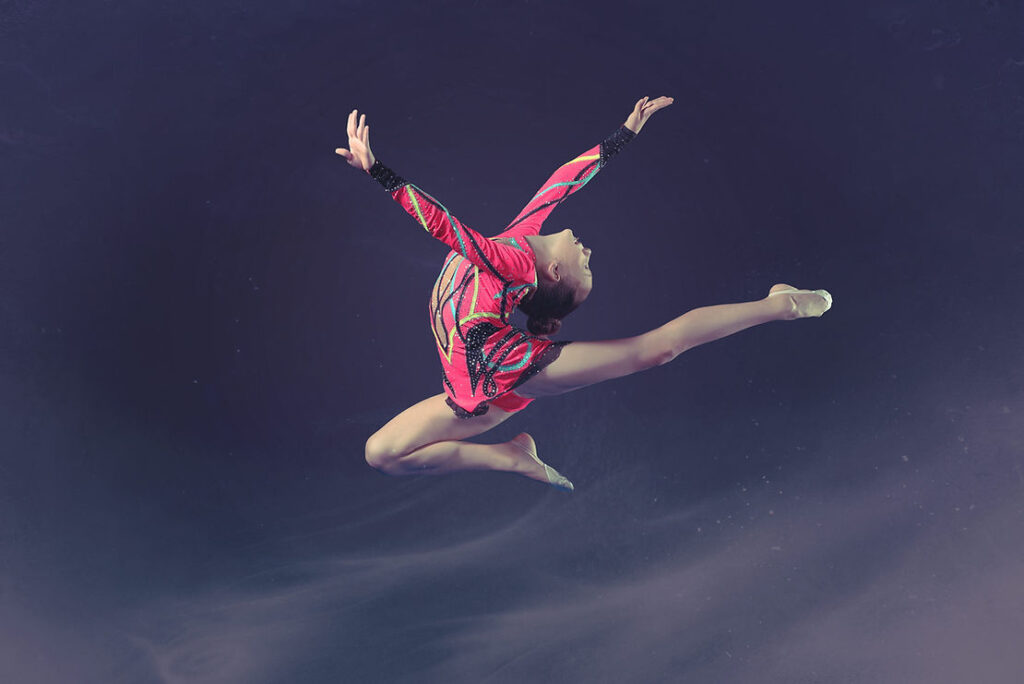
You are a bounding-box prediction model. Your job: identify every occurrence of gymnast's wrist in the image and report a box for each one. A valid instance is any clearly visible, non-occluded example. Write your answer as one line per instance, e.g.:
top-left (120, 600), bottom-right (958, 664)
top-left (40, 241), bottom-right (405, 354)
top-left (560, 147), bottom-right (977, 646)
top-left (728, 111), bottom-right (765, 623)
top-left (369, 159), bottom-right (407, 191)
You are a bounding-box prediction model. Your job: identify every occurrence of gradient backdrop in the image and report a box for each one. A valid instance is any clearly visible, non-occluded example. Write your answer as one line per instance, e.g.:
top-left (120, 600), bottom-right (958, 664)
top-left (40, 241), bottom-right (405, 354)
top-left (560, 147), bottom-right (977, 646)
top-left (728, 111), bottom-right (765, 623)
top-left (2, 0), bottom-right (1023, 682)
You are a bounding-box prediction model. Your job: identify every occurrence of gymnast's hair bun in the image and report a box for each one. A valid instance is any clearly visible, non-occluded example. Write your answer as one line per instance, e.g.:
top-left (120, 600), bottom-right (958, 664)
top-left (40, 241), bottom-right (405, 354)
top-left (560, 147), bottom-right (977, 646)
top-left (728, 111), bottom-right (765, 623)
top-left (527, 316), bottom-right (561, 337)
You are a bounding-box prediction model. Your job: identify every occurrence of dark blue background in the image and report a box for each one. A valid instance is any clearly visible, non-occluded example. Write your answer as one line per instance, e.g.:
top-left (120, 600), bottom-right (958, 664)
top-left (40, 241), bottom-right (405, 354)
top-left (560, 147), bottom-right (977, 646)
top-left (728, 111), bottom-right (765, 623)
top-left (2, 0), bottom-right (1022, 681)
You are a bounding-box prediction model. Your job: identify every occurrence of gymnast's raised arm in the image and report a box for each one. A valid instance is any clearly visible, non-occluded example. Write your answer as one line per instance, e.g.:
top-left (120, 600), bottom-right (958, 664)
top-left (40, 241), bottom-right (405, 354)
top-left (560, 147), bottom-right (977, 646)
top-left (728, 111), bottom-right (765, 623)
top-left (335, 109), bottom-right (536, 285)
top-left (499, 96), bottom-right (674, 238)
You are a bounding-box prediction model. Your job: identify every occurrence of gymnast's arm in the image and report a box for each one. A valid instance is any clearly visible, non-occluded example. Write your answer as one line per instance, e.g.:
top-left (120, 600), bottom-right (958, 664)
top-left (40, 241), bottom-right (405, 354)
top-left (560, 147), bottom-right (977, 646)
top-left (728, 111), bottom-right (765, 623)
top-left (336, 109), bottom-right (533, 283)
top-left (499, 96), bottom-right (674, 237)
top-left (498, 124), bottom-right (637, 238)
top-left (364, 160), bottom-right (533, 284)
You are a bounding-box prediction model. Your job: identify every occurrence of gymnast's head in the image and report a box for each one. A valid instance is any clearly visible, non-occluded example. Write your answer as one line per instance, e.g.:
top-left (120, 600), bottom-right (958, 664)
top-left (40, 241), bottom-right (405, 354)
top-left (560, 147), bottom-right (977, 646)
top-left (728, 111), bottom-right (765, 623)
top-left (519, 228), bottom-right (593, 337)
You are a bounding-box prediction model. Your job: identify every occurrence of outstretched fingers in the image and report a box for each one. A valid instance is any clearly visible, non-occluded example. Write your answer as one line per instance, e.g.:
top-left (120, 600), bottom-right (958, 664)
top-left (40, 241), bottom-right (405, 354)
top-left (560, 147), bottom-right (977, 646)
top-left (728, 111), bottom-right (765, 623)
top-left (348, 110), bottom-right (372, 146)
top-left (337, 108), bottom-right (378, 172)
top-left (644, 96), bottom-right (673, 112)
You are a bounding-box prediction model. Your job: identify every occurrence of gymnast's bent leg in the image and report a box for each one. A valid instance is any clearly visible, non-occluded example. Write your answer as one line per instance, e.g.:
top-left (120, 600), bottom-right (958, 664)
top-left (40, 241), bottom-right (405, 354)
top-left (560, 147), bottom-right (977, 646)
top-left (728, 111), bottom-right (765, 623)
top-left (364, 392), bottom-right (542, 478)
top-left (515, 285), bottom-right (828, 399)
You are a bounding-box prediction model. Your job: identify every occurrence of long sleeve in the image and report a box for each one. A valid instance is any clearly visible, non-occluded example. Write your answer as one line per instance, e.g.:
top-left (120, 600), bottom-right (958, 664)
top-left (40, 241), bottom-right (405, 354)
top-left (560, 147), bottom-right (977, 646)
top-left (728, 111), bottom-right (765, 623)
top-left (497, 125), bottom-right (637, 239)
top-left (367, 160), bottom-right (535, 286)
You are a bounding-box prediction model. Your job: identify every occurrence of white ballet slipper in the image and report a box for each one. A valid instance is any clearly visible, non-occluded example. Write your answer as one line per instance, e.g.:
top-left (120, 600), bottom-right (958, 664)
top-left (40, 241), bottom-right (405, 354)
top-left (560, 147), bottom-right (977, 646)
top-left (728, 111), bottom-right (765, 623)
top-left (769, 287), bottom-right (833, 317)
top-left (528, 448), bottom-right (574, 492)
top-left (511, 435), bottom-right (575, 492)
top-left (537, 461), bottom-right (575, 493)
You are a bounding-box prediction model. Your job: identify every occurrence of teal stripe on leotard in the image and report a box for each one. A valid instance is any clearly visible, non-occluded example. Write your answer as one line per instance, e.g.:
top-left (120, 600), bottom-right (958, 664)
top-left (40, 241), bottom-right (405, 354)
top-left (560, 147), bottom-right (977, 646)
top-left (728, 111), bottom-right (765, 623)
top-left (497, 340), bottom-right (533, 372)
top-left (409, 184), bottom-right (513, 285)
top-left (494, 283), bottom-right (531, 300)
top-left (529, 163), bottom-right (602, 202)
top-left (448, 255), bottom-right (459, 320)
top-left (407, 185), bottom-right (471, 262)
top-left (438, 251), bottom-right (459, 322)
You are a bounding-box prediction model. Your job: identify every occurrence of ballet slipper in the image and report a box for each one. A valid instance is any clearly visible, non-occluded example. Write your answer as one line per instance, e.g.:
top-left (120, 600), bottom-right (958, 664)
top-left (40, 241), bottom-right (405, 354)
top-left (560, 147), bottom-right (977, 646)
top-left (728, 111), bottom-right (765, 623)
top-left (534, 458), bottom-right (575, 493)
top-left (510, 434), bottom-right (575, 493)
top-left (769, 287), bottom-right (833, 317)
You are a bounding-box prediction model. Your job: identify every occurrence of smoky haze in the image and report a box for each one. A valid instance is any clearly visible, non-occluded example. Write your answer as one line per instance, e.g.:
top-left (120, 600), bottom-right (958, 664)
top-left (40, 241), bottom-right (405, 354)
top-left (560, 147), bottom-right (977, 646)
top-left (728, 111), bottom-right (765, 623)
top-left (2, 0), bottom-right (1022, 682)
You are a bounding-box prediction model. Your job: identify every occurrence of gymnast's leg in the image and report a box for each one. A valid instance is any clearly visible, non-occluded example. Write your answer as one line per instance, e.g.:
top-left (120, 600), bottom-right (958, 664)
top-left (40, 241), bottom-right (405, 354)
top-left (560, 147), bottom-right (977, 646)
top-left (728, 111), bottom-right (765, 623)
top-left (364, 393), bottom-right (556, 484)
top-left (515, 284), bottom-right (829, 399)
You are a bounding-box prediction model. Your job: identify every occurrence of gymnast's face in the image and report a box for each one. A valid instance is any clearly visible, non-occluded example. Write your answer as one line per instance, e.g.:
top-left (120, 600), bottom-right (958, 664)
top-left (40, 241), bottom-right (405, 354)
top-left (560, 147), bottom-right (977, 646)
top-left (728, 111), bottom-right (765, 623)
top-left (554, 228), bottom-right (593, 303)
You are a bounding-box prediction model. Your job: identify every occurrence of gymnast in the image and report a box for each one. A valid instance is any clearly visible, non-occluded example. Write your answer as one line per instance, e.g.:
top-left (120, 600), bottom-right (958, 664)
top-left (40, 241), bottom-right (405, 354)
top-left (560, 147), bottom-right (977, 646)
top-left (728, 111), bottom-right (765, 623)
top-left (336, 96), bottom-right (832, 492)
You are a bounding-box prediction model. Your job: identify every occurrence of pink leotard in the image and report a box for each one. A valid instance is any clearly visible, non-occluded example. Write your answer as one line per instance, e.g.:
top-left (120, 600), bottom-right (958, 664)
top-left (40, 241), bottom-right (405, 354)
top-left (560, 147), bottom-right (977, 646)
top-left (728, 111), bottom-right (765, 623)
top-left (367, 124), bottom-right (636, 417)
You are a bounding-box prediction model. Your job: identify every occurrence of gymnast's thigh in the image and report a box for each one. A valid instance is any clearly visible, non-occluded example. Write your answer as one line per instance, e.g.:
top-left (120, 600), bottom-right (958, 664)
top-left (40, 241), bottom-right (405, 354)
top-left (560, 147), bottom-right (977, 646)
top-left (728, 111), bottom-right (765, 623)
top-left (366, 392), bottom-right (516, 458)
top-left (514, 333), bottom-right (664, 399)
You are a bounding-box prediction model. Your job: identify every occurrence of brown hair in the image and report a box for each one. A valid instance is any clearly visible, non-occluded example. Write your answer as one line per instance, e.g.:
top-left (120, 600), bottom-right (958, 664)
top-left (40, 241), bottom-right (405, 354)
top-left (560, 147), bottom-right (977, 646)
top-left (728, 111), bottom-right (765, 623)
top-left (519, 278), bottom-right (581, 336)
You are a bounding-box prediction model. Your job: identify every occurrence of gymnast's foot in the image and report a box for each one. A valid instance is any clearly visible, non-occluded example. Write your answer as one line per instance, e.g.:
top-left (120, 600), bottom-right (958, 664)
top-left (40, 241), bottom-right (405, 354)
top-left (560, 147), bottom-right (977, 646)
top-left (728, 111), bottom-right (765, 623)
top-left (768, 283), bottom-right (833, 319)
top-left (505, 433), bottom-right (574, 492)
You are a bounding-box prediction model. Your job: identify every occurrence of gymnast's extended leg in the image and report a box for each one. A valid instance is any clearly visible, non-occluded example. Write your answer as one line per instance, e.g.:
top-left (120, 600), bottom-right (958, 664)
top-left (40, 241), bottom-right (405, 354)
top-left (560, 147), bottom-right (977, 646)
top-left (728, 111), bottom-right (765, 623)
top-left (514, 284), bottom-right (829, 399)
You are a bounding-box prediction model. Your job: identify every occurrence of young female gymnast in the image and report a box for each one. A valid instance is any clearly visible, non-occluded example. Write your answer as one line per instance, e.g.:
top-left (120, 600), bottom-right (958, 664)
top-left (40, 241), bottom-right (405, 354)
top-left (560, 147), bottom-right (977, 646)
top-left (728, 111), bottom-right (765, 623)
top-left (336, 96), bottom-right (832, 492)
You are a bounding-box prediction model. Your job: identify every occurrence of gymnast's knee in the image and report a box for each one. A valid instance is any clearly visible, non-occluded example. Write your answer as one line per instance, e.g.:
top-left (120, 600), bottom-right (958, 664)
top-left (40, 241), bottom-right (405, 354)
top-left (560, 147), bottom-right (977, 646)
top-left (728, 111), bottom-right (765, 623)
top-left (364, 432), bottom-right (403, 474)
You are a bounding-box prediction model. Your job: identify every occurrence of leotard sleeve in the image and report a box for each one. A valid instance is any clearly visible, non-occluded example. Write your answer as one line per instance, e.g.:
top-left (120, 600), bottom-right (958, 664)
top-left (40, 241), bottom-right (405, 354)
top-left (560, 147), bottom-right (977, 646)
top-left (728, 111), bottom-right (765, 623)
top-left (367, 161), bottom-right (536, 286)
top-left (497, 125), bottom-right (637, 239)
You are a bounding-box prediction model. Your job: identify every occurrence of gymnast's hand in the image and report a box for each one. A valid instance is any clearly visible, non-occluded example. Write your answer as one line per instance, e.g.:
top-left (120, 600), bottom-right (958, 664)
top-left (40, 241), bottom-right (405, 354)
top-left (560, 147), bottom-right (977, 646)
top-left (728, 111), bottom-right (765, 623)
top-left (335, 109), bottom-right (377, 172)
top-left (623, 95), bottom-right (674, 135)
